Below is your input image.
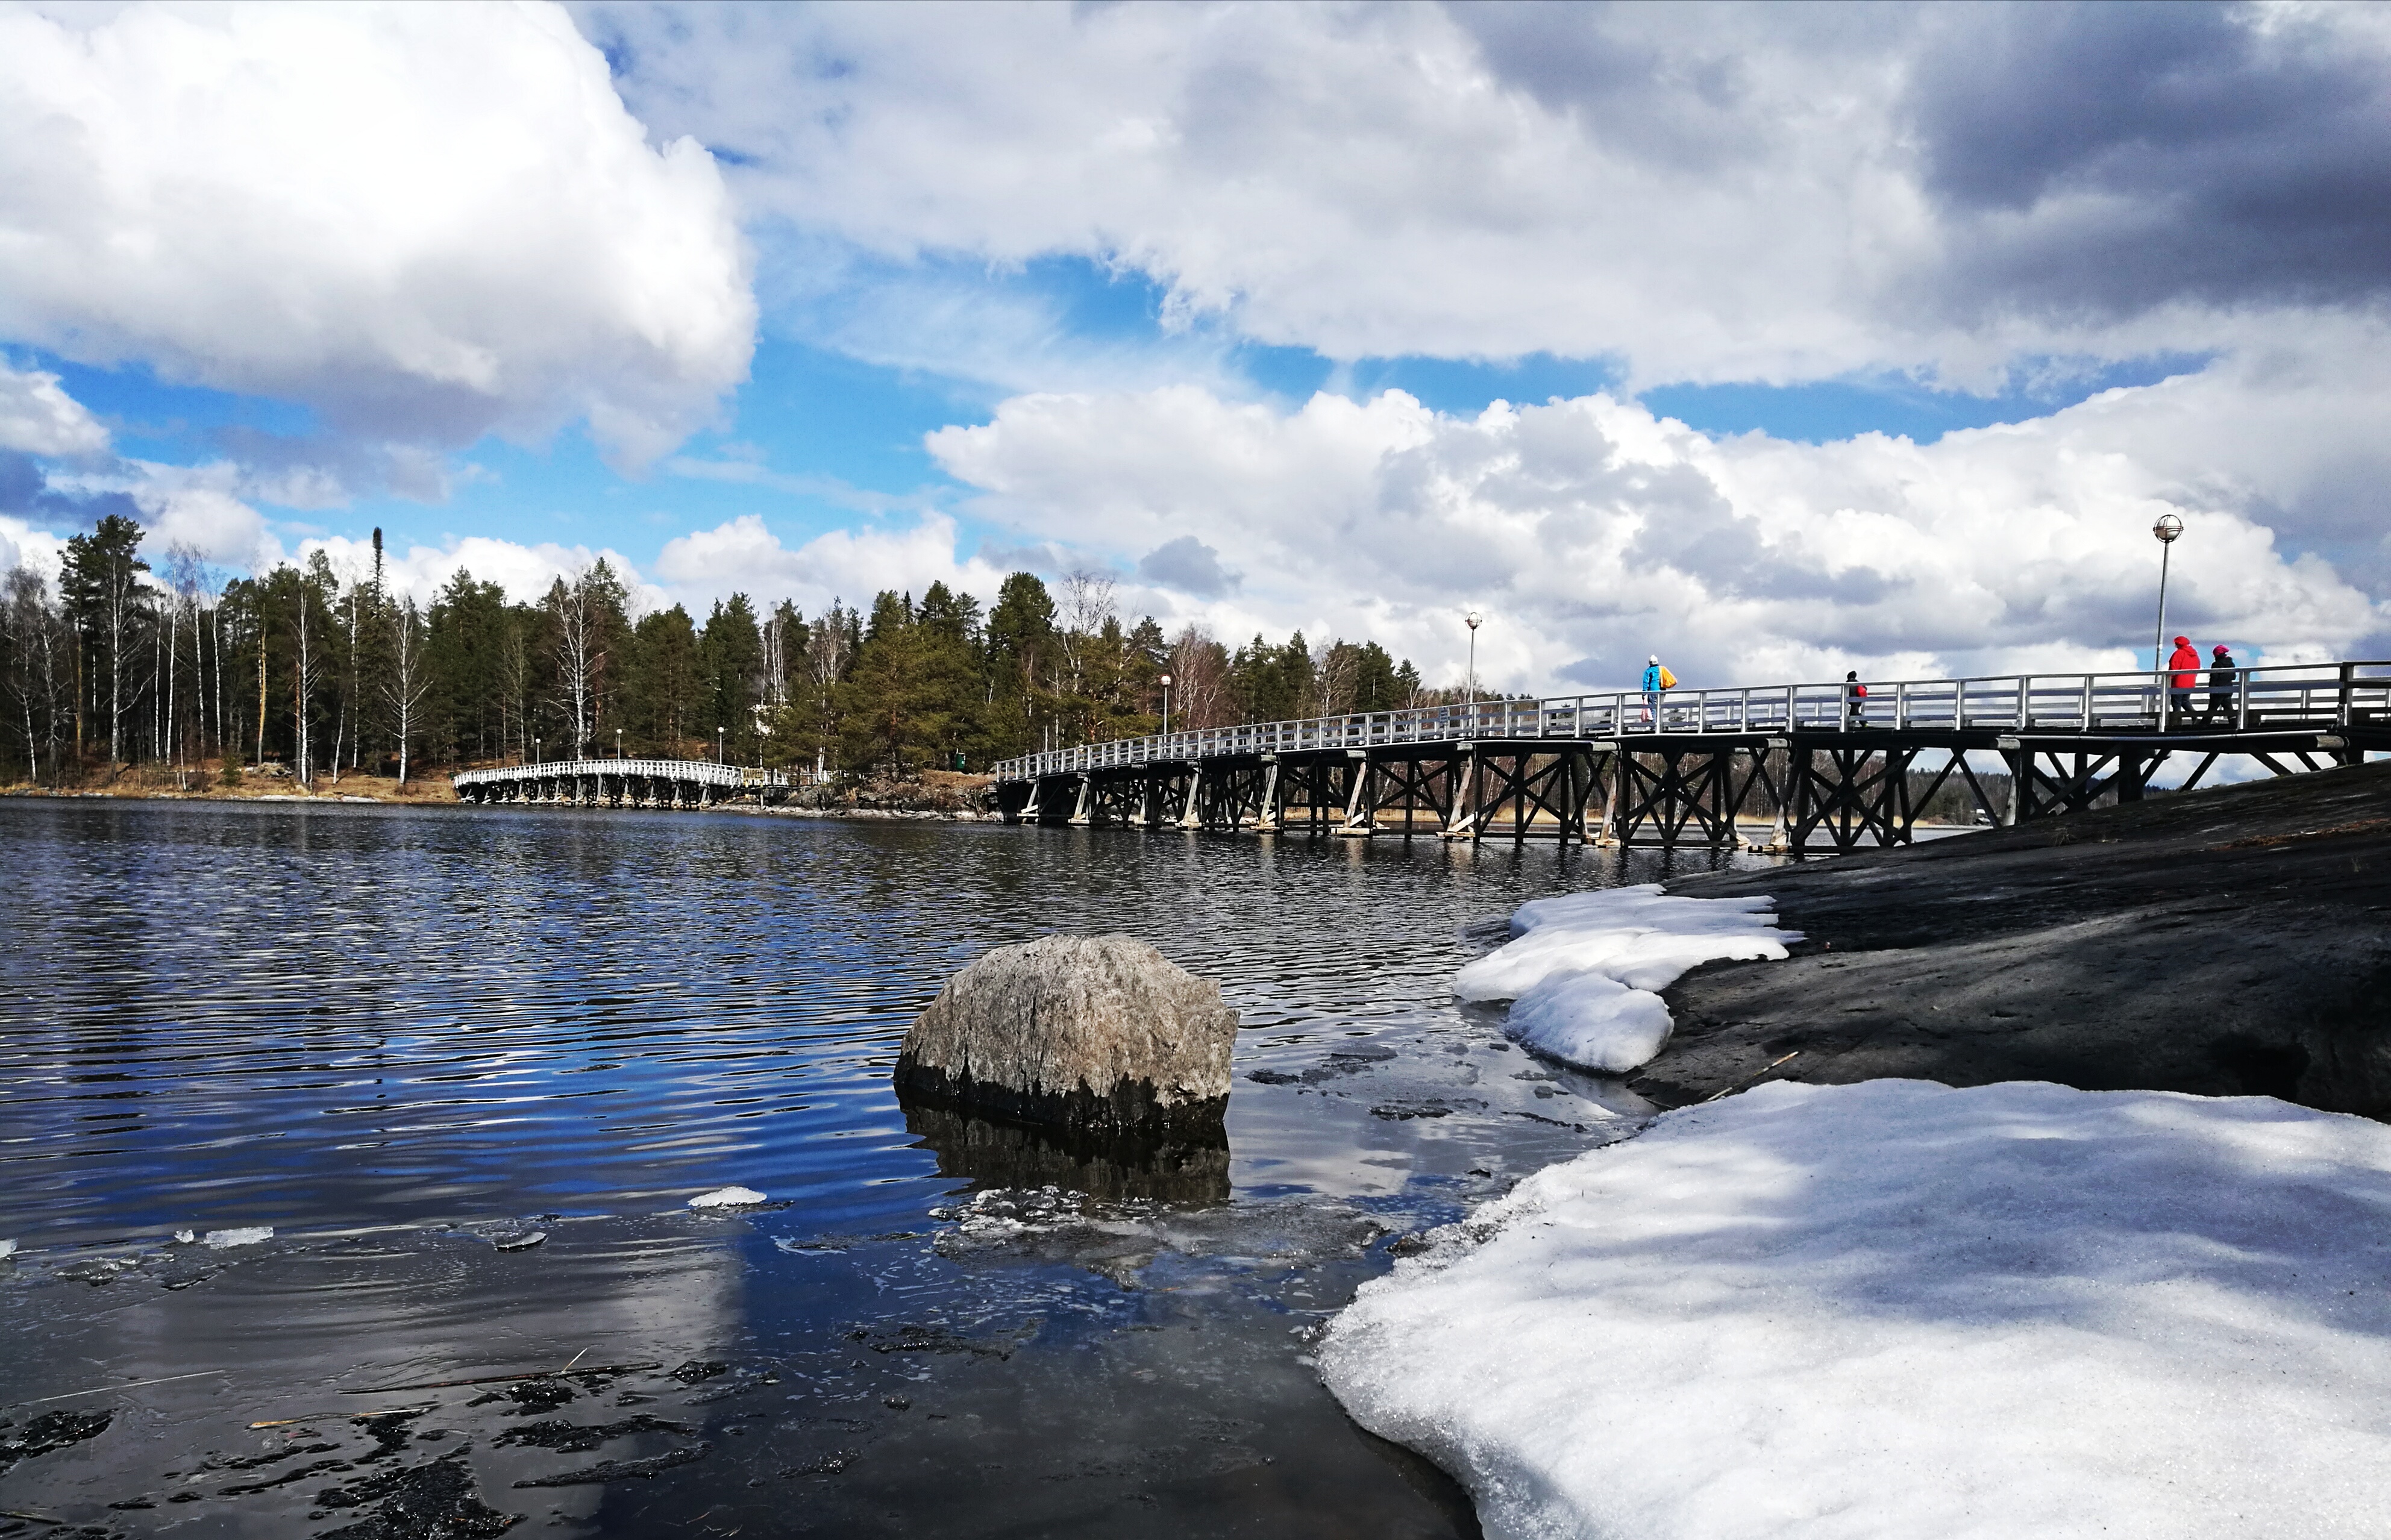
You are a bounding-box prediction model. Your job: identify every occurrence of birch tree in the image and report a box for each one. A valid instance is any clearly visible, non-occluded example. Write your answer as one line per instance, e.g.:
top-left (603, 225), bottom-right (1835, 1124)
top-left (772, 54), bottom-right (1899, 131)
top-left (384, 596), bottom-right (430, 787)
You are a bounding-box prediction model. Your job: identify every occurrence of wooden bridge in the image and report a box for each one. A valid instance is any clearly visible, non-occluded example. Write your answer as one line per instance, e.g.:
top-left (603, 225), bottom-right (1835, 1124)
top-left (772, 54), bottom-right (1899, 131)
top-left (991, 662), bottom-right (2391, 853)
top-left (453, 758), bottom-right (791, 809)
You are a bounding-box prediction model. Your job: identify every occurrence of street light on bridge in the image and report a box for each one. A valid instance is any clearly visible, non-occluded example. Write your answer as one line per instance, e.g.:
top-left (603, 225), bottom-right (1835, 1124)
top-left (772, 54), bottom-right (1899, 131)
top-left (1159, 672), bottom-right (1174, 735)
top-left (532, 734), bottom-right (541, 765)
top-left (2152, 513), bottom-right (2185, 731)
top-left (616, 728), bottom-right (623, 760)
top-left (1464, 610), bottom-right (1483, 707)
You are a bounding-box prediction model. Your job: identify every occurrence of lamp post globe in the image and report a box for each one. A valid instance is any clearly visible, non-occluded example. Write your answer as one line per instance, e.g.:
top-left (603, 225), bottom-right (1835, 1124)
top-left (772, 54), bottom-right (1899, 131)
top-left (2150, 513), bottom-right (2187, 728)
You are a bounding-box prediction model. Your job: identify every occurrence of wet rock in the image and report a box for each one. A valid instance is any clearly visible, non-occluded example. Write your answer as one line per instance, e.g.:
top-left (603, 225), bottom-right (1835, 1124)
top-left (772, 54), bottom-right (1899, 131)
top-left (492, 1415), bottom-right (686, 1453)
top-left (316, 1451), bottom-right (517, 1538)
top-left (1370, 1099), bottom-right (1457, 1120)
top-left (668, 1360), bottom-right (729, 1384)
top-left (846, 1323), bottom-right (1021, 1360)
top-left (0, 1409), bottom-right (111, 1471)
top-left (510, 1442), bottom-right (710, 1487)
top-left (894, 936), bottom-right (1236, 1135)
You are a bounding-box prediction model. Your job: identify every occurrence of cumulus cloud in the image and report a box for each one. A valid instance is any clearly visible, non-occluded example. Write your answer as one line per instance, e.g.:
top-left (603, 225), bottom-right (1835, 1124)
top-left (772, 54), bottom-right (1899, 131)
top-left (1137, 535), bottom-right (1239, 598)
top-left (298, 532), bottom-right (663, 612)
top-left (654, 512), bottom-right (1011, 616)
top-left (584, 1), bottom-right (2391, 389)
top-left (927, 351), bottom-right (2390, 690)
top-left (0, 362), bottom-right (108, 458)
top-left (0, 2), bottom-right (754, 474)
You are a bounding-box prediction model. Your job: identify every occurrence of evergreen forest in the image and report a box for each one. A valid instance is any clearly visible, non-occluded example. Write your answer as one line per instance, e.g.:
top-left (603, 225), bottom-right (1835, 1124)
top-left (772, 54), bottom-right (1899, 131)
top-left (0, 516), bottom-right (1449, 789)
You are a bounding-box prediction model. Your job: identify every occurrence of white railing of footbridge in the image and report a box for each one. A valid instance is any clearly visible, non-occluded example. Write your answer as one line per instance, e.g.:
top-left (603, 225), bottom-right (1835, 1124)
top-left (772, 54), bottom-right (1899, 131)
top-left (992, 660), bottom-right (2391, 783)
top-left (453, 758), bottom-right (788, 789)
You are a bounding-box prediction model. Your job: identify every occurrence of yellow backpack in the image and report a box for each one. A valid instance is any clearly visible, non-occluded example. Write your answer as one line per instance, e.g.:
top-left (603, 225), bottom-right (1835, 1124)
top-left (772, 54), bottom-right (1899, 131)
top-left (1658, 666), bottom-right (1678, 690)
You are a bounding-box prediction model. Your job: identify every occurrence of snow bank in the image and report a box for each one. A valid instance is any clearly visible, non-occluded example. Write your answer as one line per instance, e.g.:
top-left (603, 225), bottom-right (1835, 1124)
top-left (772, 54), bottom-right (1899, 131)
top-left (1322, 1080), bottom-right (2391, 1540)
top-left (1453, 884), bottom-right (1796, 1072)
top-left (688, 1185), bottom-right (766, 1209)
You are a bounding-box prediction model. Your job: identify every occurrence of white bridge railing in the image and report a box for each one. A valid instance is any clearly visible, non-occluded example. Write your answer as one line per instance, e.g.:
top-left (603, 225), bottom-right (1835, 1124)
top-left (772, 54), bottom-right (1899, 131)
top-left (453, 758), bottom-right (788, 789)
top-left (992, 661), bottom-right (2390, 783)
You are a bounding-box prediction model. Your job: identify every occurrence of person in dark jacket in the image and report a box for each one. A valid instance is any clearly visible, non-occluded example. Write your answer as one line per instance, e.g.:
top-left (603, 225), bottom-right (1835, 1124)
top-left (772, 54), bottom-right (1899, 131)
top-left (2166, 636), bottom-right (2200, 721)
top-left (1844, 669), bottom-right (1867, 727)
top-left (2207, 644), bottom-right (2237, 724)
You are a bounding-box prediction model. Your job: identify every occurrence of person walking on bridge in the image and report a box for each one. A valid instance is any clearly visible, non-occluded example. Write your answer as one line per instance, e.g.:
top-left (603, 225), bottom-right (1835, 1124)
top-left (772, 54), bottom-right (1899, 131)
top-left (1641, 655), bottom-right (1674, 728)
top-left (2207, 644), bottom-right (2238, 725)
top-left (2166, 636), bottom-right (2201, 723)
top-left (1844, 670), bottom-right (1868, 728)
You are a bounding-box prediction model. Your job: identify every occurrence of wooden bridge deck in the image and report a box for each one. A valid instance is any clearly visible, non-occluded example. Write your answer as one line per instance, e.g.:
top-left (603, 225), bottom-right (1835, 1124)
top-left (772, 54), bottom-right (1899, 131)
top-left (991, 661), bottom-right (2391, 853)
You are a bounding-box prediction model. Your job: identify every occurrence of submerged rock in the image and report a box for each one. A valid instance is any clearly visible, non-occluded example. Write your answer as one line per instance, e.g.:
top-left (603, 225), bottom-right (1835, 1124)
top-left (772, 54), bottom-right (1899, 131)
top-left (894, 935), bottom-right (1236, 1135)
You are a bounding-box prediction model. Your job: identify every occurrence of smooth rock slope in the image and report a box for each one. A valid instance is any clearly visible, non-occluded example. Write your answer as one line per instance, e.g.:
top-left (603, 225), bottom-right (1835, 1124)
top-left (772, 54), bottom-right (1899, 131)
top-left (1644, 759), bottom-right (2391, 1115)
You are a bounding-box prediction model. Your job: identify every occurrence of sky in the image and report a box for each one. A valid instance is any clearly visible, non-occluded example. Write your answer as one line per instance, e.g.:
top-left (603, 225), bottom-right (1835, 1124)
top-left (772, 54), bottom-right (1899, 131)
top-left (2, 0), bottom-right (2388, 694)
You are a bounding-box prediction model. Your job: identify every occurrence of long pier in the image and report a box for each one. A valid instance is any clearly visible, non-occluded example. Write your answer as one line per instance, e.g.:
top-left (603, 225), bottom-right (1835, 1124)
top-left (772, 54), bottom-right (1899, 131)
top-left (453, 757), bottom-right (790, 809)
top-left (991, 662), bottom-right (2391, 853)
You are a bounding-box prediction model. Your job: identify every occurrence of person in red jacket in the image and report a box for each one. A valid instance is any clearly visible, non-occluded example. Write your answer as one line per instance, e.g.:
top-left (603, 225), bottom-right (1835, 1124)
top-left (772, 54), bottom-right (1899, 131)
top-left (2166, 636), bottom-right (2200, 721)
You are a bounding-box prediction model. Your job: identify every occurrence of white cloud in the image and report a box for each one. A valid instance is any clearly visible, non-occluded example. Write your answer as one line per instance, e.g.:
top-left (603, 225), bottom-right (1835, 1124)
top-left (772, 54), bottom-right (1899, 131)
top-left (0, 515), bottom-right (71, 584)
top-left (654, 511), bottom-right (1010, 617)
top-left (0, 361), bottom-right (108, 458)
top-left (0, 1), bottom-right (754, 472)
top-left (585, 2), bottom-right (2391, 389)
top-left (296, 532), bottom-right (663, 613)
top-left (924, 350), bottom-right (2391, 689)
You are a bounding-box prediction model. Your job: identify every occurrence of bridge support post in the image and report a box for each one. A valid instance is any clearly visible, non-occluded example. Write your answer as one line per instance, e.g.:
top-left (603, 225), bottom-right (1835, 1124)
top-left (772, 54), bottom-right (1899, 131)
top-left (1068, 774), bottom-right (1095, 827)
top-left (1337, 750), bottom-right (1376, 836)
top-left (1244, 760), bottom-right (1281, 833)
top-left (1763, 739), bottom-right (1794, 851)
top-left (1178, 766), bottom-right (1203, 830)
top-left (1441, 744), bottom-right (1478, 840)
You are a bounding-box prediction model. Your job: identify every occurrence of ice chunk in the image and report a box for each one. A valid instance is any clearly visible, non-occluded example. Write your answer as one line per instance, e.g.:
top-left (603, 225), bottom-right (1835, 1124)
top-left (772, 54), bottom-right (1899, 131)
top-left (202, 1225), bottom-right (273, 1249)
top-left (171, 1229), bottom-right (196, 1245)
top-left (1455, 884), bottom-right (1796, 1073)
top-left (686, 1186), bottom-right (766, 1210)
top-left (1323, 1080), bottom-right (2391, 1540)
top-left (0, 1238), bottom-right (15, 1259)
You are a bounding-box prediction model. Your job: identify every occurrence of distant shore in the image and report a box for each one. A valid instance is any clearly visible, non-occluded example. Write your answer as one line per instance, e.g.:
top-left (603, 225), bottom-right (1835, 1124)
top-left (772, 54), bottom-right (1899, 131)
top-left (1640, 760), bottom-right (2391, 1118)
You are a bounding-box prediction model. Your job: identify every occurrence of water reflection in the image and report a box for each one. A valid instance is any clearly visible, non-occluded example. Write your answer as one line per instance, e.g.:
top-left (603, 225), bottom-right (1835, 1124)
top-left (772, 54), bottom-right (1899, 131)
top-left (0, 799), bottom-right (1773, 1536)
top-left (903, 1100), bottom-right (1233, 1203)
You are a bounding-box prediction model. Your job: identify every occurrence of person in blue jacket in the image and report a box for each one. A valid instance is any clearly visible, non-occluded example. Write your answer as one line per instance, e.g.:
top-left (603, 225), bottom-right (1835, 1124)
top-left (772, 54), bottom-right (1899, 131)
top-left (1641, 655), bottom-right (1666, 727)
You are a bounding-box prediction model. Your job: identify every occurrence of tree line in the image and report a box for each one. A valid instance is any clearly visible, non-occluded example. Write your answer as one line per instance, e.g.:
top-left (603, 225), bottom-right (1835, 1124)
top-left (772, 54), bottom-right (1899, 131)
top-left (0, 517), bottom-right (1458, 789)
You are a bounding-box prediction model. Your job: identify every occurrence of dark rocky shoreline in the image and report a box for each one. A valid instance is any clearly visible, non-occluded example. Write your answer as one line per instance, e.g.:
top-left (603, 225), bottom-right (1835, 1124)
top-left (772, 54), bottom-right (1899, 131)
top-left (1637, 760), bottom-right (2391, 1117)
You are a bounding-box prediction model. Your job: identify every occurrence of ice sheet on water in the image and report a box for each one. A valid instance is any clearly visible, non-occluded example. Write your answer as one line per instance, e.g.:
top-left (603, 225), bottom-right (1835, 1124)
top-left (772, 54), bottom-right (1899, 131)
top-left (202, 1225), bottom-right (273, 1249)
top-left (687, 1186), bottom-right (767, 1210)
top-left (1321, 1079), bottom-right (2391, 1540)
top-left (1453, 884), bottom-right (1796, 1072)
top-left (0, 1238), bottom-right (15, 1259)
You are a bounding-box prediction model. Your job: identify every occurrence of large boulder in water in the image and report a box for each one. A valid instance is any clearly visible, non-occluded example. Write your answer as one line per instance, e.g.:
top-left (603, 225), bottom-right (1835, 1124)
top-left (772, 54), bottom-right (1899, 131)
top-left (894, 935), bottom-right (1237, 1134)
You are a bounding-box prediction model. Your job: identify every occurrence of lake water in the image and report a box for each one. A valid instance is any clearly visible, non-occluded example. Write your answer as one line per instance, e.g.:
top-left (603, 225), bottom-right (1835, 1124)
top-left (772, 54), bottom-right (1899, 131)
top-left (1, 798), bottom-right (1762, 1537)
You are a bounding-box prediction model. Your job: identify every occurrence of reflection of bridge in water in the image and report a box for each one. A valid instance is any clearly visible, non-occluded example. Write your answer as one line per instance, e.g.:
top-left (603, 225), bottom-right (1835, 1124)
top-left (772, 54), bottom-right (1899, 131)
top-left (994, 662), bottom-right (2391, 854)
top-left (453, 758), bottom-right (791, 809)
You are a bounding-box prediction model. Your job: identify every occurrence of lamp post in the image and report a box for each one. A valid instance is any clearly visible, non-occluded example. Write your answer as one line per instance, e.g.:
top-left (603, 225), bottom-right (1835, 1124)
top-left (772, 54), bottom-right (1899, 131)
top-left (533, 734), bottom-right (541, 766)
top-left (717, 727), bottom-right (725, 766)
top-left (615, 728), bottom-right (623, 760)
top-left (1464, 610), bottom-right (1483, 708)
top-left (2152, 514), bottom-right (2184, 730)
top-left (1159, 672), bottom-right (1174, 736)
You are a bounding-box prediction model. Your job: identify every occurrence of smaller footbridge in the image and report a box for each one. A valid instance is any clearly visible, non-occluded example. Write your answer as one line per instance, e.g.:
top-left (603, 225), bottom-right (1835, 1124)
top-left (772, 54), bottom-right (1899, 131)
top-left (992, 661), bottom-right (2391, 854)
top-left (453, 758), bottom-right (791, 809)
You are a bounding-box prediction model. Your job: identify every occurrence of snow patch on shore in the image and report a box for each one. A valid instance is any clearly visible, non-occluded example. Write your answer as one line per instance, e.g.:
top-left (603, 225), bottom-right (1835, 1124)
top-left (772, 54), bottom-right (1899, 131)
top-left (1453, 884), bottom-right (1796, 1072)
top-left (1322, 1079), bottom-right (2391, 1540)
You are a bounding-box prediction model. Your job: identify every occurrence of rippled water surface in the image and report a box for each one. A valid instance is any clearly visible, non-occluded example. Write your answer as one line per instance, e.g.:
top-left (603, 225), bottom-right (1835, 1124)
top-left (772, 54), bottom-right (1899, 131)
top-left (2, 798), bottom-right (1761, 1537)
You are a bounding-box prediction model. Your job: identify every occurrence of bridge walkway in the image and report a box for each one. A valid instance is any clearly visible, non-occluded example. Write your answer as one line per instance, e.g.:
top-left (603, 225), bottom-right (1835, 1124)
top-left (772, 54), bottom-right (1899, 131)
top-left (991, 662), bottom-right (2391, 854)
